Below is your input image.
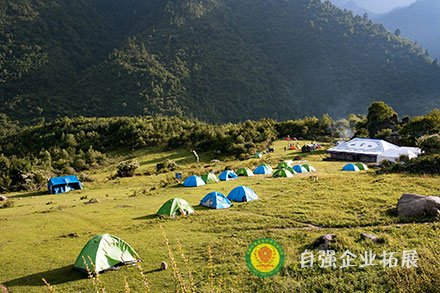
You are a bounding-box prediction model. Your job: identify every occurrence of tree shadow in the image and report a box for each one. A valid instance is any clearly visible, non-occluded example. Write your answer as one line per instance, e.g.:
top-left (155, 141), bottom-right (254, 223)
top-left (4, 265), bottom-right (85, 287)
top-left (9, 190), bottom-right (47, 199)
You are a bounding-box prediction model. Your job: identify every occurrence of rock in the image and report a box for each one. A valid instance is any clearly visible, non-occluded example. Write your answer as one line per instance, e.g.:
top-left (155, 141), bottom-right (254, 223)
top-left (397, 193), bottom-right (440, 218)
top-left (160, 261), bottom-right (168, 270)
top-left (46, 201), bottom-right (53, 205)
top-left (312, 234), bottom-right (336, 250)
top-left (361, 233), bottom-right (378, 242)
top-left (1, 284), bottom-right (7, 293)
top-left (84, 199), bottom-right (99, 205)
top-left (0, 196), bottom-right (8, 201)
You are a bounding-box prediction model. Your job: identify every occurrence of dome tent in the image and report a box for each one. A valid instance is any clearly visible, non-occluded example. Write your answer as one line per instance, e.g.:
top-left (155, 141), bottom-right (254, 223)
top-left (73, 234), bottom-right (139, 274)
top-left (201, 173), bottom-right (219, 184)
top-left (287, 166), bottom-right (297, 174)
top-left (183, 175), bottom-right (206, 187)
top-left (355, 162), bottom-right (368, 170)
top-left (253, 152), bottom-right (263, 158)
top-left (276, 161), bottom-right (291, 169)
top-left (200, 192), bottom-right (232, 209)
top-left (293, 165), bottom-right (308, 173)
top-left (342, 163), bottom-right (360, 171)
top-left (218, 170), bottom-right (238, 181)
top-left (157, 198), bottom-right (195, 217)
top-left (272, 168), bottom-right (293, 178)
top-left (236, 167), bottom-right (254, 177)
top-left (227, 186), bottom-right (259, 202)
top-left (302, 164), bottom-right (316, 172)
top-left (254, 165), bottom-right (273, 175)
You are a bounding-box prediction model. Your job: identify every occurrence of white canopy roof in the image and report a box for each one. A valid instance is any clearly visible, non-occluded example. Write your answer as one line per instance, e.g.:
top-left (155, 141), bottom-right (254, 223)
top-left (327, 138), bottom-right (400, 156)
top-left (377, 148), bottom-right (418, 164)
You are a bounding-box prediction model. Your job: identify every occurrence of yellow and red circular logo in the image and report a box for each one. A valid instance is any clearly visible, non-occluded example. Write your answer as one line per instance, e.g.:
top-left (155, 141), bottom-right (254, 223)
top-left (246, 238), bottom-right (285, 277)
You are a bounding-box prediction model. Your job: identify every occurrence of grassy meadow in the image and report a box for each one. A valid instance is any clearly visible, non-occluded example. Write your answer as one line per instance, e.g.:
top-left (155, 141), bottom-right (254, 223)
top-left (1, 140), bottom-right (440, 292)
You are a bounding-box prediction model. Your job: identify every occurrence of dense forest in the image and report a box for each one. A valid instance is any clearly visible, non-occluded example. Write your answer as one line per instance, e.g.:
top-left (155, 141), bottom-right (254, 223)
top-left (1, 0), bottom-right (440, 124)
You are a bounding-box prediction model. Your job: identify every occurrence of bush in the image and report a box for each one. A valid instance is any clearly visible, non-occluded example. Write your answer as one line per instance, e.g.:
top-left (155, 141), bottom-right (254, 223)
top-left (417, 134), bottom-right (440, 154)
top-left (0, 200), bottom-right (14, 209)
top-left (116, 160), bottom-right (140, 177)
top-left (156, 160), bottom-right (178, 173)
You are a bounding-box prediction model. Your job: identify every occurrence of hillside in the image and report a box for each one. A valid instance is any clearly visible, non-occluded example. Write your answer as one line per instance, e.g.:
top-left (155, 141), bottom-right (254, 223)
top-left (330, 0), bottom-right (416, 14)
top-left (375, 0), bottom-right (440, 60)
top-left (330, 0), bottom-right (379, 17)
top-left (1, 0), bottom-right (440, 123)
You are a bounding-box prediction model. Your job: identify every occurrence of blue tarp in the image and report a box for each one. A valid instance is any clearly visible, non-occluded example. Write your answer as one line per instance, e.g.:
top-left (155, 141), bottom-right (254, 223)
top-left (200, 192), bottom-right (232, 209)
top-left (227, 186), bottom-right (258, 202)
top-left (48, 175), bottom-right (82, 194)
top-left (183, 175), bottom-right (206, 187)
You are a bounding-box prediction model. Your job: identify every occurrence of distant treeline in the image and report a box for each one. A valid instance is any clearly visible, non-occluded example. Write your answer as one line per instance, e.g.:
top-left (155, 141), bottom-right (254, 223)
top-left (2, 102), bottom-right (440, 191)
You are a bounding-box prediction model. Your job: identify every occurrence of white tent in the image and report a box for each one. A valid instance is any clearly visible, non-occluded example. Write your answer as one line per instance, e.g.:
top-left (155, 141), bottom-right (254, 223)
top-left (376, 148), bottom-right (418, 165)
top-left (327, 138), bottom-right (400, 156)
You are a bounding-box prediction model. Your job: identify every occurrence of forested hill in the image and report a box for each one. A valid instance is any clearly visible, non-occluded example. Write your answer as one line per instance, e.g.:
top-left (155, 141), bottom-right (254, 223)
top-left (1, 0), bottom-right (440, 124)
top-left (374, 0), bottom-right (440, 60)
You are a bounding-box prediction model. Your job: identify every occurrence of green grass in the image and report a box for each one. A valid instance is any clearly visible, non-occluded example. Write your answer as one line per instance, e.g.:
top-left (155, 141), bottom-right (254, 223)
top-left (1, 140), bottom-right (439, 292)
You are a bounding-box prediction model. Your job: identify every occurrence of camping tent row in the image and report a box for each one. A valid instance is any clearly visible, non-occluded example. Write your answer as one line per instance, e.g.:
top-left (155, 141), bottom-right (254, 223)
top-left (183, 163), bottom-right (316, 186)
top-left (342, 162), bottom-right (368, 171)
top-left (183, 171), bottom-right (239, 187)
top-left (327, 137), bottom-right (421, 164)
top-left (158, 186), bottom-right (259, 216)
top-left (183, 165), bottom-right (273, 187)
top-left (73, 186), bottom-right (260, 274)
top-left (272, 163), bottom-right (316, 178)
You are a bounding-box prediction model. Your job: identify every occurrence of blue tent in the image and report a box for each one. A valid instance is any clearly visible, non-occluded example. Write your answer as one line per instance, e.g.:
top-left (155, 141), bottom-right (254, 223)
top-left (254, 165), bottom-right (273, 175)
top-left (200, 192), bottom-right (232, 209)
top-left (293, 164), bottom-right (308, 173)
top-left (227, 186), bottom-right (259, 202)
top-left (48, 175), bottom-right (82, 194)
top-left (183, 175), bottom-right (206, 187)
top-left (218, 170), bottom-right (238, 181)
top-left (342, 163), bottom-right (360, 171)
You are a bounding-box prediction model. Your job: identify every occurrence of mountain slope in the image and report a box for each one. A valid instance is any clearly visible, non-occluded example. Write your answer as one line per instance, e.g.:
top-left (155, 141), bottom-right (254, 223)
top-left (1, 0), bottom-right (440, 123)
top-left (375, 0), bottom-right (440, 60)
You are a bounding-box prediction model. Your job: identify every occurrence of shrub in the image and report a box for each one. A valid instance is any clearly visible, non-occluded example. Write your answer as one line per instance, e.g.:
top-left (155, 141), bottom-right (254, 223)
top-left (116, 160), bottom-right (140, 177)
top-left (0, 200), bottom-right (14, 209)
top-left (156, 160), bottom-right (178, 173)
top-left (417, 134), bottom-right (440, 154)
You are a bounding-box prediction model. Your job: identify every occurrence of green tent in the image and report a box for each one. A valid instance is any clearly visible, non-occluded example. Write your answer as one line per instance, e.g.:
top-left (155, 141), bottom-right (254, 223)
top-left (276, 161), bottom-right (291, 169)
top-left (236, 167), bottom-right (254, 176)
top-left (157, 198), bottom-right (195, 217)
top-left (253, 152), bottom-right (262, 158)
top-left (73, 234), bottom-right (139, 274)
top-left (302, 164), bottom-right (316, 172)
top-left (355, 162), bottom-right (368, 170)
top-left (201, 173), bottom-right (219, 184)
top-left (285, 166), bottom-right (297, 174)
top-left (272, 168), bottom-right (293, 178)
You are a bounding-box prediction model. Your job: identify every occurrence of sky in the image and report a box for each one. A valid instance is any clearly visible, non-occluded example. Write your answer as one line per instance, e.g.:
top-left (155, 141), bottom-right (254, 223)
top-left (332, 0), bottom-right (417, 14)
